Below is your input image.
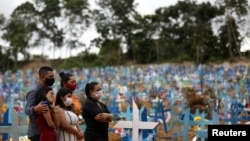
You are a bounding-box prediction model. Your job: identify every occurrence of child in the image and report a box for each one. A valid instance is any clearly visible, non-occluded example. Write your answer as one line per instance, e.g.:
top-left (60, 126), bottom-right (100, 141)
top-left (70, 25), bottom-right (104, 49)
top-left (35, 87), bottom-right (59, 141)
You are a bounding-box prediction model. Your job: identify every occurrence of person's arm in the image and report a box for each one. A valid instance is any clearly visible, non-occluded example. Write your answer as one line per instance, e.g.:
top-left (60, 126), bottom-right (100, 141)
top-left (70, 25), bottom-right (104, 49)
top-left (105, 113), bottom-right (114, 122)
top-left (76, 123), bottom-right (84, 139)
top-left (95, 113), bottom-right (113, 122)
top-left (94, 103), bottom-right (113, 122)
top-left (25, 90), bottom-right (36, 116)
top-left (51, 105), bottom-right (60, 128)
top-left (25, 89), bottom-right (48, 116)
top-left (42, 110), bottom-right (56, 129)
top-left (104, 104), bottom-right (114, 122)
top-left (57, 107), bottom-right (78, 135)
top-left (102, 102), bottom-right (114, 122)
top-left (83, 100), bottom-right (105, 122)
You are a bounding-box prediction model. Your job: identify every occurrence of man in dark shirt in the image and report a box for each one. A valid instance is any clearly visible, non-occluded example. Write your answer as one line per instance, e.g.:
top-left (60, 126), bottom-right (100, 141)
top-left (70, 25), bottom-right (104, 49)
top-left (25, 66), bottom-right (55, 141)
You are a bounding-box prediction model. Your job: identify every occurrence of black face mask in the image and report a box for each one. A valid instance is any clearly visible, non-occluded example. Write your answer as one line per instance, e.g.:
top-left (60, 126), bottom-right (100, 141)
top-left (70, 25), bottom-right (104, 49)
top-left (45, 77), bottom-right (55, 86)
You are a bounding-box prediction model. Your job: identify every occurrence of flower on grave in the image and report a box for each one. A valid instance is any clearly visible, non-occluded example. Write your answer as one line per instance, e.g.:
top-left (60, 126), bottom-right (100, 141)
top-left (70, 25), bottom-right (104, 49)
top-left (1, 103), bottom-right (7, 113)
top-left (115, 128), bottom-right (126, 137)
top-left (0, 99), bottom-right (7, 123)
top-left (194, 116), bottom-right (202, 122)
top-left (18, 135), bottom-right (30, 141)
top-left (193, 116), bottom-right (202, 131)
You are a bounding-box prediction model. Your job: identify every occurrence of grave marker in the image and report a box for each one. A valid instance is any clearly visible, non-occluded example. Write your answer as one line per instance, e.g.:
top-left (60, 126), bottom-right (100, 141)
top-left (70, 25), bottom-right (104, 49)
top-left (0, 108), bottom-right (28, 141)
top-left (119, 105), bottom-right (132, 121)
top-left (114, 99), bottom-right (159, 141)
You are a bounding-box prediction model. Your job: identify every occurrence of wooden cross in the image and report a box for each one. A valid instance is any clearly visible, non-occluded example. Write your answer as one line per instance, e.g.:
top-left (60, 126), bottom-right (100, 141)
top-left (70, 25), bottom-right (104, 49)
top-left (0, 108), bottom-right (28, 141)
top-left (174, 108), bottom-right (190, 141)
top-left (114, 99), bottom-right (159, 141)
top-left (194, 112), bottom-right (210, 141)
top-left (194, 110), bottom-right (220, 141)
top-left (149, 102), bottom-right (169, 133)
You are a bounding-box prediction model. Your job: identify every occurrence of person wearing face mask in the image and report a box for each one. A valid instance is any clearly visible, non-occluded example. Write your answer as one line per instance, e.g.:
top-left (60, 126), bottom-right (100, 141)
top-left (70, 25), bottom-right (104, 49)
top-left (34, 87), bottom-right (59, 141)
top-left (55, 88), bottom-right (84, 141)
top-left (82, 82), bottom-right (114, 141)
top-left (59, 72), bottom-right (82, 116)
top-left (25, 66), bottom-right (55, 141)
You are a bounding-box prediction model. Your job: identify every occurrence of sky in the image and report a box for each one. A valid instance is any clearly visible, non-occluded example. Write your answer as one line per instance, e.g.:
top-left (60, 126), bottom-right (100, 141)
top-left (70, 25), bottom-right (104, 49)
top-left (2, 0), bottom-right (249, 60)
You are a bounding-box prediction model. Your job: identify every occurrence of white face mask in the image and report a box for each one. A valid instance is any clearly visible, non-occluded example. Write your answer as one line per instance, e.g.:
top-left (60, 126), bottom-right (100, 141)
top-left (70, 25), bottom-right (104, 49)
top-left (64, 97), bottom-right (73, 106)
top-left (95, 90), bottom-right (103, 99)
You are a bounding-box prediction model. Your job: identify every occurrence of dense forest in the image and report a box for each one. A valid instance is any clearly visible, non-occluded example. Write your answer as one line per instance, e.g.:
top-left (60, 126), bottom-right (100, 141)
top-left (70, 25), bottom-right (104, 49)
top-left (0, 0), bottom-right (250, 71)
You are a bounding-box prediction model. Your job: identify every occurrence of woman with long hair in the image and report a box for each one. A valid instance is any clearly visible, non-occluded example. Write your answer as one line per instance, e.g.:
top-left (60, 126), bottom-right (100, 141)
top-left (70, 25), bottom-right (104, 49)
top-left (55, 88), bottom-right (83, 141)
top-left (34, 86), bottom-right (59, 141)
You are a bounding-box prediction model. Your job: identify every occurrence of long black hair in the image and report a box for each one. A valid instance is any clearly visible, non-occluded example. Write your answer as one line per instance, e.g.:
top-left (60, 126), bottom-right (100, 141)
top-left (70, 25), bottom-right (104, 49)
top-left (35, 86), bottom-right (53, 105)
top-left (55, 88), bottom-right (73, 110)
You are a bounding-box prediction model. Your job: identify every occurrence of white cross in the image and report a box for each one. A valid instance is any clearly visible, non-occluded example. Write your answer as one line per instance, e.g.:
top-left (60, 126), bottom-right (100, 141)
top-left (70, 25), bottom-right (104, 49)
top-left (114, 99), bottom-right (159, 141)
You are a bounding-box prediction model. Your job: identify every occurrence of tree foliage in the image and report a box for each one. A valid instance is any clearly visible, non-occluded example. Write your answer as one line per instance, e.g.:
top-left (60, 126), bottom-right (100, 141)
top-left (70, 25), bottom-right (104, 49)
top-left (0, 0), bottom-right (250, 71)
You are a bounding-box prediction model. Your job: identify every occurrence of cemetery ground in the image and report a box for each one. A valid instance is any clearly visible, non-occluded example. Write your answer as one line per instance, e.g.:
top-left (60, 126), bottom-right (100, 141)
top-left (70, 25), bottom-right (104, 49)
top-left (1, 60), bottom-right (250, 141)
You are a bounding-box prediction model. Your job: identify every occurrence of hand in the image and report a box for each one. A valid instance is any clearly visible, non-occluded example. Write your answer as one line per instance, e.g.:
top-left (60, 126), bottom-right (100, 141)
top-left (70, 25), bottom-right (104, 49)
top-left (103, 113), bottom-right (113, 122)
top-left (77, 130), bottom-right (84, 139)
top-left (102, 113), bottom-right (110, 119)
top-left (94, 113), bottom-right (108, 122)
top-left (51, 102), bottom-right (58, 113)
top-left (95, 113), bottom-right (113, 122)
top-left (35, 102), bottom-right (49, 113)
top-left (51, 101), bottom-right (55, 107)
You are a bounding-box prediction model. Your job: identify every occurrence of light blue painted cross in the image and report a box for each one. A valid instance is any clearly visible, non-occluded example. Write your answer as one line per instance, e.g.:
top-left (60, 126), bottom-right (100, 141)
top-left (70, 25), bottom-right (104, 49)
top-left (174, 108), bottom-right (191, 141)
top-left (195, 110), bottom-right (220, 141)
top-left (0, 108), bottom-right (28, 141)
top-left (119, 105), bottom-right (132, 121)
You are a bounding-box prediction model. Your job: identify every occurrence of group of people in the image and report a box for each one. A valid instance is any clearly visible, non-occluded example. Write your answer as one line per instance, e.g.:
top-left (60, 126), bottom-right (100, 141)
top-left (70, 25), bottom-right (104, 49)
top-left (24, 66), bottom-right (114, 141)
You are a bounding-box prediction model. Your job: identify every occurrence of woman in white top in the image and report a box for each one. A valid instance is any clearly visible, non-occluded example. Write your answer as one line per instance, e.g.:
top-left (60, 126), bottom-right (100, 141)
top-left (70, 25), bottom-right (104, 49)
top-left (55, 88), bottom-right (83, 141)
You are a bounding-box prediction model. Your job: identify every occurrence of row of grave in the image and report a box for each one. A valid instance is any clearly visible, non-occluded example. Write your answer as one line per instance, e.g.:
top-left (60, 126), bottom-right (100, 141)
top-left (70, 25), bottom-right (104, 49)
top-left (1, 63), bottom-right (250, 107)
top-left (1, 95), bottom-right (250, 141)
top-left (1, 63), bottom-right (250, 140)
top-left (1, 63), bottom-right (250, 102)
top-left (1, 63), bottom-right (250, 123)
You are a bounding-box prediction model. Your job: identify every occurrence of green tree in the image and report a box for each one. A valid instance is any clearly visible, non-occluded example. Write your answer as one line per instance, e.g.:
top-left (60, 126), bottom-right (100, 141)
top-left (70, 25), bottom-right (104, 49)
top-left (2, 0), bottom-right (91, 64)
top-left (216, 0), bottom-right (249, 59)
top-left (2, 2), bottom-right (37, 70)
top-left (130, 14), bottom-right (158, 63)
top-left (93, 0), bottom-right (139, 64)
top-left (150, 0), bottom-right (221, 63)
top-left (0, 14), bottom-right (15, 71)
top-left (218, 17), bottom-right (241, 59)
top-left (33, 0), bottom-right (63, 58)
top-left (61, 0), bottom-right (91, 57)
